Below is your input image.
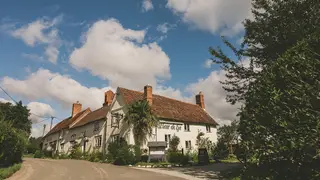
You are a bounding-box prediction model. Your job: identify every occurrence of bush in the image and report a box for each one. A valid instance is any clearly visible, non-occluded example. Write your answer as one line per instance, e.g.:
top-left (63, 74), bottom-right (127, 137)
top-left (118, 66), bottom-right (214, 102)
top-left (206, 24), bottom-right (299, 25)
top-left (0, 120), bottom-right (28, 167)
top-left (69, 143), bottom-right (82, 159)
top-left (0, 163), bottom-right (21, 180)
top-left (169, 135), bottom-right (180, 152)
top-left (106, 138), bottom-right (138, 165)
top-left (87, 151), bottom-right (103, 162)
top-left (33, 150), bottom-right (44, 158)
top-left (140, 155), bottom-right (149, 162)
top-left (59, 153), bottom-right (69, 159)
top-left (167, 151), bottom-right (189, 165)
top-left (212, 140), bottom-right (229, 160)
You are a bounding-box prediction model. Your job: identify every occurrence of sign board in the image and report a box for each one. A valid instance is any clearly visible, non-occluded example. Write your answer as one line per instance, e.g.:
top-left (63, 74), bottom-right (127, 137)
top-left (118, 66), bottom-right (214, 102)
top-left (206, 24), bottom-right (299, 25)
top-left (198, 148), bottom-right (209, 165)
top-left (157, 122), bottom-right (183, 132)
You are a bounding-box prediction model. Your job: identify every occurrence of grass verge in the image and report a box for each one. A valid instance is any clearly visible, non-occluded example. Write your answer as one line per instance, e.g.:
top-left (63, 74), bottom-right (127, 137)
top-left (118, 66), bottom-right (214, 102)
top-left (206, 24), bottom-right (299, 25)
top-left (0, 163), bottom-right (21, 180)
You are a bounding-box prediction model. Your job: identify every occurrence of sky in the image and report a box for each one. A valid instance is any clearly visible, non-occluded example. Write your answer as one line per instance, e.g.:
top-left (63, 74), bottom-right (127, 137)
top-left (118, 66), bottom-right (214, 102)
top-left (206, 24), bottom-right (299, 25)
top-left (0, 0), bottom-right (252, 137)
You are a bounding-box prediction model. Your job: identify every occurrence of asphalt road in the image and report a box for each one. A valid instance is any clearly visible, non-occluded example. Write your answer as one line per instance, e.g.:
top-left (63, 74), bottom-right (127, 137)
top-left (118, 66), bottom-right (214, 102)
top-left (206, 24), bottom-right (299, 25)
top-left (8, 158), bottom-right (184, 180)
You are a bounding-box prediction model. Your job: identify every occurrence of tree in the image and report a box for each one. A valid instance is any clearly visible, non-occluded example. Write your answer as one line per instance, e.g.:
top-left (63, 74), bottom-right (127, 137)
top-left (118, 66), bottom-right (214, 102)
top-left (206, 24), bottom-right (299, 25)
top-left (217, 121), bottom-right (239, 155)
top-left (0, 101), bottom-right (31, 135)
top-left (238, 34), bottom-right (320, 179)
top-left (169, 135), bottom-right (180, 152)
top-left (27, 137), bottom-right (42, 154)
top-left (196, 132), bottom-right (214, 152)
top-left (209, 0), bottom-right (320, 104)
top-left (123, 99), bottom-right (159, 146)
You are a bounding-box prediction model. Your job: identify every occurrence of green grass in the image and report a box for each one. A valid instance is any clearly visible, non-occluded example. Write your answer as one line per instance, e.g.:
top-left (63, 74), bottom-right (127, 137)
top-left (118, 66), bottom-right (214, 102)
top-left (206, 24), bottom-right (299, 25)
top-left (220, 158), bottom-right (240, 163)
top-left (0, 163), bottom-right (21, 180)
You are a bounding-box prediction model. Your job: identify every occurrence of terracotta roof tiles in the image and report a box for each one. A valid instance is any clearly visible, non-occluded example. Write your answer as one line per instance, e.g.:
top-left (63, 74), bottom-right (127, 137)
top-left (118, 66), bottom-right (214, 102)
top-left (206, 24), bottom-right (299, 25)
top-left (118, 87), bottom-right (218, 126)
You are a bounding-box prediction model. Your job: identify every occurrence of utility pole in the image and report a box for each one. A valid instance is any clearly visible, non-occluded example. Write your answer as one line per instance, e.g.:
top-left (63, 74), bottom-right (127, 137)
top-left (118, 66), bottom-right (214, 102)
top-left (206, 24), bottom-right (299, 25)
top-left (50, 116), bottom-right (54, 130)
top-left (42, 124), bottom-right (46, 137)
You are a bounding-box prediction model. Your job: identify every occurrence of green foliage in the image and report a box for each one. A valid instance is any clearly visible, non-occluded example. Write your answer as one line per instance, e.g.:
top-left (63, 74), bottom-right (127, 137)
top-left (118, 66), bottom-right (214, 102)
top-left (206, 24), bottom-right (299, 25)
top-left (87, 151), bottom-right (103, 162)
top-left (167, 151), bottom-right (189, 165)
top-left (186, 149), bottom-right (198, 163)
top-left (217, 121), bottom-right (239, 155)
top-left (196, 132), bottom-right (215, 154)
top-left (169, 135), bottom-right (180, 152)
top-left (26, 137), bottom-right (42, 154)
top-left (0, 101), bottom-right (31, 135)
top-left (33, 150), bottom-right (44, 158)
top-left (237, 34), bottom-right (320, 179)
top-left (58, 153), bottom-right (69, 159)
top-left (212, 140), bottom-right (229, 160)
top-left (69, 143), bottom-right (82, 159)
top-left (0, 120), bottom-right (28, 167)
top-left (106, 138), bottom-right (139, 165)
top-left (0, 163), bottom-right (21, 180)
top-left (123, 99), bottom-right (159, 146)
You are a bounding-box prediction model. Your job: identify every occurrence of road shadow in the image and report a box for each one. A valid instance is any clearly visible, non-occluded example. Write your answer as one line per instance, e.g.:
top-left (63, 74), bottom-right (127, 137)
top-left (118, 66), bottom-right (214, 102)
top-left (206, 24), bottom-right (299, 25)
top-left (160, 163), bottom-right (242, 179)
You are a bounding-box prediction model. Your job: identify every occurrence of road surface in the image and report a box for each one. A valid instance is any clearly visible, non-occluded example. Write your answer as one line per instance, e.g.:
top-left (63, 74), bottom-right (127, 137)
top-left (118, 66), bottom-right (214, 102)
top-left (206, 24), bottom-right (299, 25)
top-left (8, 158), bottom-right (184, 180)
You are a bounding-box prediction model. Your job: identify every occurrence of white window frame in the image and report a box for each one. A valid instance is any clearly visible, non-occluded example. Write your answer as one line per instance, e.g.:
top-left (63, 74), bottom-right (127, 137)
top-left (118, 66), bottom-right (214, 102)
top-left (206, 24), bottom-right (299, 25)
top-left (165, 134), bottom-right (171, 144)
top-left (95, 136), bottom-right (102, 147)
top-left (111, 134), bottom-right (120, 142)
top-left (184, 123), bottom-right (190, 132)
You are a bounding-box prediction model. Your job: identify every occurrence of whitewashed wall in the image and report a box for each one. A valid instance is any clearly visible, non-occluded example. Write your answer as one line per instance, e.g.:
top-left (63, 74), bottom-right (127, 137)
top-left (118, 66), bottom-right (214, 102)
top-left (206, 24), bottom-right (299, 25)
top-left (42, 119), bottom-right (106, 154)
top-left (107, 92), bottom-right (218, 152)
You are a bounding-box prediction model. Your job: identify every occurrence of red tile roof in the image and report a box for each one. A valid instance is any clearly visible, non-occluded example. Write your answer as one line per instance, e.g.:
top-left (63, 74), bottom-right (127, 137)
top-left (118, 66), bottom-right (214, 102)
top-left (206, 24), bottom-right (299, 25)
top-left (71, 105), bottom-right (109, 128)
top-left (118, 87), bottom-right (218, 126)
top-left (44, 109), bottom-right (88, 137)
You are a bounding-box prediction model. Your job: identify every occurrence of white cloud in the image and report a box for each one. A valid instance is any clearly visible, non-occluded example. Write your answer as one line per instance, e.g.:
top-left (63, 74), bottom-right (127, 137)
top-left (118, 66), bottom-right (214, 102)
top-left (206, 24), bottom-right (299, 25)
top-left (204, 59), bottom-right (214, 68)
top-left (27, 102), bottom-right (55, 123)
top-left (22, 53), bottom-right (44, 62)
top-left (166, 0), bottom-right (252, 36)
top-left (142, 0), bottom-right (154, 12)
top-left (69, 18), bottom-right (171, 89)
top-left (0, 97), bottom-right (14, 104)
top-left (31, 122), bottom-right (57, 138)
top-left (0, 68), bottom-right (112, 110)
top-left (9, 16), bottom-right (62, 64)
top-left (156, 23), bottom-right (176, 34)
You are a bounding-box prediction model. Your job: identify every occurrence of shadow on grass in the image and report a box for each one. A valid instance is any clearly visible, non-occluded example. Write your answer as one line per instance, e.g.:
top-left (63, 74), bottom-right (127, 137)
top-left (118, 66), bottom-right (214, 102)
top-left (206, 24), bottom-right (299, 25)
top-left (160, 163), bottom-right (242, 180)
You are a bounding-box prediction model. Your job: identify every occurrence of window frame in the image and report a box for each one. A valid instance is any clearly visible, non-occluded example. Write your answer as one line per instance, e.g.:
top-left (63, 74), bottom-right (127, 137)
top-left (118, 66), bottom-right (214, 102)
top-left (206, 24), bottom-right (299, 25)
top-left (185, 140), bottom-right (191, 149)
top-left (95, 136), bottom-right (102, 147)
top-left (184, 123), bottom-right (190, 132)
top-left (206, 125), bottom-right (211, 133)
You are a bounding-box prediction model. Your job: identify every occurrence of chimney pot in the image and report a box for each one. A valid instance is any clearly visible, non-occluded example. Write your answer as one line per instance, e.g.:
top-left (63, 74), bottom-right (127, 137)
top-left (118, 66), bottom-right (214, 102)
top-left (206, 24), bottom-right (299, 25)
top-left (144, 85), bottom-right (152, 105)
top-left (103, 90), bottom-right (114, 106)
top-left (72, 101), bottom-right (82, 117)
top-left (196, 92), bottom-right (205, 109)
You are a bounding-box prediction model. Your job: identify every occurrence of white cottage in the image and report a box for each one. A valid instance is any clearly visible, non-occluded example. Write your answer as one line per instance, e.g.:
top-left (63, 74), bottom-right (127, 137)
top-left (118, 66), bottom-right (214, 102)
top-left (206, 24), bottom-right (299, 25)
top-left (106, 85), bottom-right (219, 153)
top-left (42, 90), bottom-right (115, 154)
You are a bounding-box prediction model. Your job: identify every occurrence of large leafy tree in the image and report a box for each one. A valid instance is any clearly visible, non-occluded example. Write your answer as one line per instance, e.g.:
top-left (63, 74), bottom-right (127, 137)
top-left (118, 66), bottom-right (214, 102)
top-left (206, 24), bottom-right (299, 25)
top-left (217, 121), bottom-right (239, 155)
top-left (210, 0), bottom-right (320, 104)
top-left (0, 101), bottom-right (31, 135)
top-left (239, 34), bottom-right (320, 179)
top-left (123, 99), bottom-right (158, 146)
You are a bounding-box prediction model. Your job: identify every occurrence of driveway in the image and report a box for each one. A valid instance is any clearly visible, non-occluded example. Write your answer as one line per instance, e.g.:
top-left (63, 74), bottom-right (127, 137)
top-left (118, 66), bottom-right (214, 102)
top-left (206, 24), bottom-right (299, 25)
top-left (7, 158), bottom-right (184, 180)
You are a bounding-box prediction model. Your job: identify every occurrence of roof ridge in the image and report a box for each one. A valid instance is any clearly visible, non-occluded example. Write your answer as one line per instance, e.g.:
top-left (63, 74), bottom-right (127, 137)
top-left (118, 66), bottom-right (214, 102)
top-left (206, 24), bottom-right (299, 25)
top-left (118, 87), bottom-right (201, 108)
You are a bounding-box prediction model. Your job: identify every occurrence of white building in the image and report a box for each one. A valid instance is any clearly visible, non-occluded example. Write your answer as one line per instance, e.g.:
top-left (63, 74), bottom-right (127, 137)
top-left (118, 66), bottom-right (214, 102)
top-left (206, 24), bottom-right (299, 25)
top-left (42, 85), bottom-right (218, 155)
top-left (106, 85), bottom-right (218, 153)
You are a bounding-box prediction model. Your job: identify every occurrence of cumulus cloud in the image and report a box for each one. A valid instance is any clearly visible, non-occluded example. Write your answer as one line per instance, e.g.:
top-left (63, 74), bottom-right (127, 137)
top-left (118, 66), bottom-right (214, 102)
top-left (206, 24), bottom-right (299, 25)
top-left (0, 68), bottom-right (112, 110)
top-left (31, 122), bottom-right (56, 137)
top-left (166, 0), bottom-right (252, 36)
top-left (9, 16), bottom-right (62, 63)
top-left (0, 97), bottom-right (14, 104)
top-left (142, 0), bottom-right (154, 12)
top-left (27, 102), bottom-right (55, 123)
top-left (204, 59), bottom-right (214, 68)
top-left (69, 18), bottom-right (171, 89)
top-left (156, 23), bottom-right (176, 34)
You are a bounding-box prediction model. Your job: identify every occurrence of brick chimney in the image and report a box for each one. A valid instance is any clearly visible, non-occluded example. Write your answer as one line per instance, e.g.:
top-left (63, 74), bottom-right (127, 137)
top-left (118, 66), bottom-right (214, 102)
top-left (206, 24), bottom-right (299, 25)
top-left (72, 101), bottom-right (82, 117)
top-left (144, 85), bottom-right (152, 105)
top-left (103, 90), bottom-right (114, 106)
top-left (196, 92), bottom-right (205, 109)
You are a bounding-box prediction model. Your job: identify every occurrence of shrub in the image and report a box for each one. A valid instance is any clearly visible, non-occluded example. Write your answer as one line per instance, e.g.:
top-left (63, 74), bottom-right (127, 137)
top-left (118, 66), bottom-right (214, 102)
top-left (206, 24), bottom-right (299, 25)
top-left (0, 120), bottom-right (28, 167)
top-left (106, 138), bottom-right (138, 165)
top-left (0, 163), bottom-right (21, 180)
top-left (212, 140), bottom-right (229, 159)
top-left (169, 135), bottom-right (180, 152)
top-left (140, 155), bottom-right (149, 162)
top-left (87, 151), bottom-right (103, 162)
top-left (167, 151), bottom-right (189, 165)
top-left (59, 153), bottom-right (69, 159)
top-left (69, 143), bottom-right (82, 159)
top-left (33, 150), bottom-right (44, 158)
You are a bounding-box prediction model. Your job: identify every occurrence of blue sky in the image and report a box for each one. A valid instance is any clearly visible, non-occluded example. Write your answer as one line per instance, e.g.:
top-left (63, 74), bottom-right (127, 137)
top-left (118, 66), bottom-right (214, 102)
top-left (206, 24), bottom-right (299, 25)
top-left (0, 0), bottom-right (251, 137)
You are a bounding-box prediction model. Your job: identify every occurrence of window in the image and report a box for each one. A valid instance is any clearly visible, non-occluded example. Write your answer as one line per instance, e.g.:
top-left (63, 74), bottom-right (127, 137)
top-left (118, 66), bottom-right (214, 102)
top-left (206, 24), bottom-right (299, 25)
top-left (60, 143), bottom-right (64, 150)
top-left (184, 124), bottom-right (190, 131)
top-left (206, 125), bottom-right (211, 133)
top-left (94, 122), bottom-right (100, 131)
top-left (165, 134), bottom-right (171, 144)
top-left (185, 140), bottom-right (191, 149)
top-left (111, 135), bottom-right (119, 142)
top-left (95, 136), bottom-right (102, 147)
top-left (71, 134), bottom-right (76, 139)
